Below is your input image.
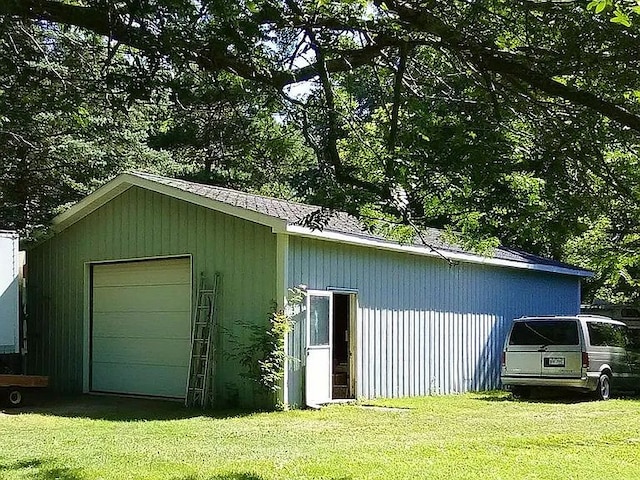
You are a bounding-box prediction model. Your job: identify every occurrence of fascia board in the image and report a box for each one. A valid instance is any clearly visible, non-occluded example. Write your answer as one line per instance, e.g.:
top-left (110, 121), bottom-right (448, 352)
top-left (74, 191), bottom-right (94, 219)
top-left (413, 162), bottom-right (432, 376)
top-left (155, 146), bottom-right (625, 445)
top-left (285, 224), bottom-right (593, 278)
top-left (126, 175), bottom-right (287, 231)
top-left (53, 173), bottom-right (287, 233)
top-left (52, 179), bottom-right (132, 232)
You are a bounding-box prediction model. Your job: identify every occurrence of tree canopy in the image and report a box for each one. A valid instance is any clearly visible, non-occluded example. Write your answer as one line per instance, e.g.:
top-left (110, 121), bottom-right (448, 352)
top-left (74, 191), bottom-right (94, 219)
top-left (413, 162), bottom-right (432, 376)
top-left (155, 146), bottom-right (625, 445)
top-left (2, 1), bottom-right (640, 302)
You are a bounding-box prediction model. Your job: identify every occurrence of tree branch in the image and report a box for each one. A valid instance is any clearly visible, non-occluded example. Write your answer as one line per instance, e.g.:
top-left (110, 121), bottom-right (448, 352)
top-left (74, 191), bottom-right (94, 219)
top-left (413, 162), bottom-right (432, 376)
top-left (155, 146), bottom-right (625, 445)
top-left (380, 0), bottom-right (640, 132)
top-left (387, 42), bottom-right (408, 162)
top-left (474, 51), bottom-right (640, 132)
top-left (4, 0), bottom-right (640, 133)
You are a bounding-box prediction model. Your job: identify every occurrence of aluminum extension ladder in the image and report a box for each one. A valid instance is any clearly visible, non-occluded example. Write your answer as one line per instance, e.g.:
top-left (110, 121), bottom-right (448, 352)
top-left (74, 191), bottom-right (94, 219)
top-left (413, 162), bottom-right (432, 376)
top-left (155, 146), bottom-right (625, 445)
top-left (185, 272), bottom-right (221, 408)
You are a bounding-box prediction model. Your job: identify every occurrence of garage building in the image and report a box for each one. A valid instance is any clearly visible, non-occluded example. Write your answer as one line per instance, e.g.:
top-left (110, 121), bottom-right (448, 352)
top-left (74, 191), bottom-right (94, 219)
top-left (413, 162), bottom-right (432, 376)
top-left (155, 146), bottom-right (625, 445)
top-left (26, 172), bottom-right (591, 407)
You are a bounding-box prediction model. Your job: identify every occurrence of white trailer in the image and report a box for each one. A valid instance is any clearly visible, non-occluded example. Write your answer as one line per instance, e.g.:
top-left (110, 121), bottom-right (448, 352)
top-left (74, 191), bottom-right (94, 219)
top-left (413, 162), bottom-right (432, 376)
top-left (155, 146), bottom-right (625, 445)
top-left (0, 231), bottom-right (19, 356)
top-left (0, 231), bottom-right (47, 406)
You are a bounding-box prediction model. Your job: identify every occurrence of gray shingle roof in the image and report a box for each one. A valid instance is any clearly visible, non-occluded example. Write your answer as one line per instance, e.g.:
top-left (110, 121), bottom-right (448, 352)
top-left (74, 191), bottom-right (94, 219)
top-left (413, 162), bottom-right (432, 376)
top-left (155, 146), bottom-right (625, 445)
top-left (130, 171), bottom-right (591, 275)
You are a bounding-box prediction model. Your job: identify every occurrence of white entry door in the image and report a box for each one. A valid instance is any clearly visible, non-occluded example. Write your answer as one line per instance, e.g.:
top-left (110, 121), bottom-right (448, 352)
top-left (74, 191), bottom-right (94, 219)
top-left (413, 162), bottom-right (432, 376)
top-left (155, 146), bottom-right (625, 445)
top-left (305, 291), bottom-right (333, 407)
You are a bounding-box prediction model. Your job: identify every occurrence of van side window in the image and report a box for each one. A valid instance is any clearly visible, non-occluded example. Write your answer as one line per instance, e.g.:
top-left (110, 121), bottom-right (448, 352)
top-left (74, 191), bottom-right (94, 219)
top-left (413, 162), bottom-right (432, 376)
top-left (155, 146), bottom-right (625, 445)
top-left (509, 321), bottom-right (579, 345)
top-left (627, 329), bottom-right (640, 351)
top-left (587, 322), bottom-right (626, 347)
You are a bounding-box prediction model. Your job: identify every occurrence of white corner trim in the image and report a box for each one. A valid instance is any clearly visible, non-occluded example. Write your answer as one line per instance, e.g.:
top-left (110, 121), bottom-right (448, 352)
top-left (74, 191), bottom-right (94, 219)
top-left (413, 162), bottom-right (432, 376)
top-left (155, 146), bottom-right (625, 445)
top-left (285, 225), bottom-right (593, 278)
top-left (276, 234), bottom-right (290, 311)
top-left (52, 173), bottom-right (287, 233)
top-left (275, 233), bottom-right (290, 406)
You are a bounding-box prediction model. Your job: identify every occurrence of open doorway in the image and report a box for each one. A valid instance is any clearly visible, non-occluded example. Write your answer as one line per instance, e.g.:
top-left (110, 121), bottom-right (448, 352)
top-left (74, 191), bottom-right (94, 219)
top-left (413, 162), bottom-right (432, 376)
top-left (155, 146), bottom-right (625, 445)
top-left (332, 293), bottom-right (355, 399)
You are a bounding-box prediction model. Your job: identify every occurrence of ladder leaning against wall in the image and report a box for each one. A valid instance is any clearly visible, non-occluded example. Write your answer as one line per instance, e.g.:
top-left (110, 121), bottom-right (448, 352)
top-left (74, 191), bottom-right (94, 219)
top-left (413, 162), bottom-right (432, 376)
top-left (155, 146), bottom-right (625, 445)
top-left (185, 272), bottom-right (221, 408)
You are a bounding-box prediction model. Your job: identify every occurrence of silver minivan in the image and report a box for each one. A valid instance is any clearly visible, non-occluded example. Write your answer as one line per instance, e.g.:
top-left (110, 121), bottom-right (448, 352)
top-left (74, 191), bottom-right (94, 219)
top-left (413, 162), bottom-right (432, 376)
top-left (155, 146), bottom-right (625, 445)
top-left (501, 315), bottom-right (640, 400)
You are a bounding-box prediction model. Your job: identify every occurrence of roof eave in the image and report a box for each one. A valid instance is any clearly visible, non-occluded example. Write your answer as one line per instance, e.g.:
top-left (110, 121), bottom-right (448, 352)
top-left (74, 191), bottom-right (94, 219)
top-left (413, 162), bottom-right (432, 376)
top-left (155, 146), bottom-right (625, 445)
top-left (285, 225), bottom-right (593, 278)
top-left (53, 173), bottom-right (287, 233)
top-left (51, 173), bottom-right (592, 278)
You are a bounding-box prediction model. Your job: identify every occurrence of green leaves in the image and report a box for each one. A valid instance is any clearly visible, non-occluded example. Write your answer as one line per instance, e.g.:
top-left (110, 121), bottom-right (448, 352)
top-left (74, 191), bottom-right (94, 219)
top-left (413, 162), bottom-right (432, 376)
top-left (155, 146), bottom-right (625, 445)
top-left (587, 0), bottom-right (612, 14)
top-left (0, 20), bottom-right (179, 235)
top-left (611, 7), bottom-right (632, 26)
top-left (224, 289), bottom-right (302, 406)
top-left (246, 0), bottom-right (260, 13)
top-left (3, 0), bottom-right (640, 305)
top-left (587, 0), bottom-right (640, 27)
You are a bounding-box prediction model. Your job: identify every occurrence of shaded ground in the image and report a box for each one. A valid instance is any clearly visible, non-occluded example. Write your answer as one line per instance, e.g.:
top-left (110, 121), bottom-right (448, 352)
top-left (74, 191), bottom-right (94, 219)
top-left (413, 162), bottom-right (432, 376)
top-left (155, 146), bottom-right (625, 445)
top-left (0, 392), bottom-right (263, 421)
top-left (1, 391), bottom-right (640, 479)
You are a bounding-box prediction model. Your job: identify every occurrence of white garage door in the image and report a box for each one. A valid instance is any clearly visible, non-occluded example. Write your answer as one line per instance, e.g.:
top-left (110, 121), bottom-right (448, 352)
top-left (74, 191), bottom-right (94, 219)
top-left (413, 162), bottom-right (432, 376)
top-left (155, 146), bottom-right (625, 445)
top-left (91, 258), bottom-right (191, 398)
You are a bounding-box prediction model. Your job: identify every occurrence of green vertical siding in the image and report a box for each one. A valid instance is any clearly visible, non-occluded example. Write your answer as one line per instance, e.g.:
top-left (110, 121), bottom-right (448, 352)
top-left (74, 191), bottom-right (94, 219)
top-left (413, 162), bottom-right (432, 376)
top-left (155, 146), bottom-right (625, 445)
top-left (27, 186), bottom-right (277, 407)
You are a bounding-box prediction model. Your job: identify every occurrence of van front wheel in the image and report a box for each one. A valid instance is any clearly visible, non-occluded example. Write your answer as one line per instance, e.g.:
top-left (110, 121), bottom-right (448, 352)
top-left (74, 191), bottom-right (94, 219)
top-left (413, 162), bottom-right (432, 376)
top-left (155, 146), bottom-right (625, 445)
top-left (594, 374), bottom-right (611, 401)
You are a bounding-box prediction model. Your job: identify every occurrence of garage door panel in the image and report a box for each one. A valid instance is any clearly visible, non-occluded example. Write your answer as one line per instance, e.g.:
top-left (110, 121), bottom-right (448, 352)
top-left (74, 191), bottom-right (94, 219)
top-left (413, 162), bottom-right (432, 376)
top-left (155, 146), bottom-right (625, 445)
top-left (92, 362), bottom-right (188, 398)
top-left (93, 284), bottom-right (191, 313)
top-left (92, 337), bottom-right (191, 366)
top-left (92, 312), bottom-right (192, 338)
top-left (91, 258), bottom-right (192, 399)
top-left (93, 259), bottom-right (191, 287)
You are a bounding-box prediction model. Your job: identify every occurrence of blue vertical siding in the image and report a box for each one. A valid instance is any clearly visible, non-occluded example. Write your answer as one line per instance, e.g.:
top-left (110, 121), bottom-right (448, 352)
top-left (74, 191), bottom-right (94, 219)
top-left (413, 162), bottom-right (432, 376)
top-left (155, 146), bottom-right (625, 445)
top-left (286, 237), bottom-right (581, 404)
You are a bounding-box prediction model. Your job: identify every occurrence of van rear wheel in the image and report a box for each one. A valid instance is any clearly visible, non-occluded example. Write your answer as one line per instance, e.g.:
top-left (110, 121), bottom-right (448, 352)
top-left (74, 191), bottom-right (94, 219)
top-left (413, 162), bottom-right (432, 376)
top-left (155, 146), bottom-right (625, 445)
top-left (594, 374), bottom-right (611, 401)
top-left (511, 386), bottom-right (531, 400)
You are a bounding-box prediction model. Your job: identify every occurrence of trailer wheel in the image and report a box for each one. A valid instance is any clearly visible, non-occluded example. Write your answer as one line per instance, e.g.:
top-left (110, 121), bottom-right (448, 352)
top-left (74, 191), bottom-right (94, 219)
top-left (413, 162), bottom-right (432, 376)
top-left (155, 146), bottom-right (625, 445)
top-left (7, 389), bottom-right (22, 407)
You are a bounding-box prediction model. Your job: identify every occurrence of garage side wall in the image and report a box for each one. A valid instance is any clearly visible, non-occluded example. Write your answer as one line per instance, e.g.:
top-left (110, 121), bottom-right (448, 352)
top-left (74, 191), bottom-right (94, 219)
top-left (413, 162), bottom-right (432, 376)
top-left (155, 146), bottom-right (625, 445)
top-left (27, 186), bottom-right (277, 406)
top-left (286, 237), bottom-right (581, 405)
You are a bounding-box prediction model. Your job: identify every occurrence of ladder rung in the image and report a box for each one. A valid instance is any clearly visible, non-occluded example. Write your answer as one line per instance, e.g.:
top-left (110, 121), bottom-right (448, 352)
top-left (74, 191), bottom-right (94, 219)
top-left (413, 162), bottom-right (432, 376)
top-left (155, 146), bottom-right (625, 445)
top-left (186, 273), bottom-right (220, 408)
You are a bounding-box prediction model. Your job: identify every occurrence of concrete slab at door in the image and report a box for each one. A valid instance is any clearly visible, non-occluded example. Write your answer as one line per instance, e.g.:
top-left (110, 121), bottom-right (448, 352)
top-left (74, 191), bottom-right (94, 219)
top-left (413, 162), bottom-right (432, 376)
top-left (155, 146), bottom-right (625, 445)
top-left (91, 257), bottom-right (191, 398)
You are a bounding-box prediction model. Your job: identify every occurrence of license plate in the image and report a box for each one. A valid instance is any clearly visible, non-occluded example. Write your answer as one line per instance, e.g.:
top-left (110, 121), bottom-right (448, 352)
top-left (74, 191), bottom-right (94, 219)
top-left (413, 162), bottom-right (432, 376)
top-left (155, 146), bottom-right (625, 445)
top-left (545, 357), bottom-right (565, 367)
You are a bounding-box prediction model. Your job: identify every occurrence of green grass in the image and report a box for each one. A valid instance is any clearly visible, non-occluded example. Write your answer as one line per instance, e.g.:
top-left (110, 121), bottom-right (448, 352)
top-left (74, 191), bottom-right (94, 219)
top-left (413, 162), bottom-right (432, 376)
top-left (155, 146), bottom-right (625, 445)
top-left (1, 392), bottom-right (640, 479)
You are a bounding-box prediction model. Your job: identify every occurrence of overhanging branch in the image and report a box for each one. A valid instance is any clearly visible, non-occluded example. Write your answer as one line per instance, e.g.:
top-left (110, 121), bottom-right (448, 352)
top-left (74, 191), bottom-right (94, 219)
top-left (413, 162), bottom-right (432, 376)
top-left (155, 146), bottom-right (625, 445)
top-left (3, 0), bottom-right (640, 133)
top-left (380, 0), bottom-right (640, 132)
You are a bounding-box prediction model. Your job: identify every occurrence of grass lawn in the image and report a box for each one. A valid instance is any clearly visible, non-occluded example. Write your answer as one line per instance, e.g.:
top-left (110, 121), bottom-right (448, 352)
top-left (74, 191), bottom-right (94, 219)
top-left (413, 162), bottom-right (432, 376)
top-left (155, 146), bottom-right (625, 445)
top-left (1, 392), bottom-right (640, 480)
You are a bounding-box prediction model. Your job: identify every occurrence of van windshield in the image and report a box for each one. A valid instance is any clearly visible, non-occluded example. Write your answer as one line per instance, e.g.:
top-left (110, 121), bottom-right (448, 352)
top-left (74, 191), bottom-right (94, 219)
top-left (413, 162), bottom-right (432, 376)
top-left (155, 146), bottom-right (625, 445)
top-left (509, 320), bottom-right (579, 346)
